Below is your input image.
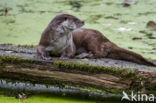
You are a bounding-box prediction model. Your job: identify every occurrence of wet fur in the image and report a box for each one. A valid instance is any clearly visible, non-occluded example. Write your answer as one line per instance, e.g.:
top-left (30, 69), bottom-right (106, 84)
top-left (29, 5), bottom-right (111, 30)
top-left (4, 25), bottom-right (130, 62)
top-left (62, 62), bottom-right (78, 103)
top-left (69, 28), bottom-right (155, 66)
top-left (37, 14), bottom-right (84, 60)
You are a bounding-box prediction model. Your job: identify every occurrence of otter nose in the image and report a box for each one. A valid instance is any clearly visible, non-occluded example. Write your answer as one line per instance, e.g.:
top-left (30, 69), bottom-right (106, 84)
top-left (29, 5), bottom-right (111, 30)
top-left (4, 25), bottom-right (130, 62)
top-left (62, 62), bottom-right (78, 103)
top-left (81, 20), bottom-right (85, 24)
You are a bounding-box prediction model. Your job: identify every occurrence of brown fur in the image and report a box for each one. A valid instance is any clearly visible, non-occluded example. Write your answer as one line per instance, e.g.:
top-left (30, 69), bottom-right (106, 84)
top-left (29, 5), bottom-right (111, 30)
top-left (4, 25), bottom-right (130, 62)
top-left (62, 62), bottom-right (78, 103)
top-left (69, 28), bottom-right (155, 66)
top-left (37, 14), bottom-right (84, 60)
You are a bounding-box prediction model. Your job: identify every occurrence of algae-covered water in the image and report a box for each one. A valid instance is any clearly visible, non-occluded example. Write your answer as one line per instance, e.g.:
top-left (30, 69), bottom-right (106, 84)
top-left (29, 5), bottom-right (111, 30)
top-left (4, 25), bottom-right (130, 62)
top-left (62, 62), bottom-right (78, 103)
top-left (0, 0), bottom-right (156, 102)
top-left (0, 95), bottom-right (94, 103)
top-left (0, 0), bottom-right (156, 60)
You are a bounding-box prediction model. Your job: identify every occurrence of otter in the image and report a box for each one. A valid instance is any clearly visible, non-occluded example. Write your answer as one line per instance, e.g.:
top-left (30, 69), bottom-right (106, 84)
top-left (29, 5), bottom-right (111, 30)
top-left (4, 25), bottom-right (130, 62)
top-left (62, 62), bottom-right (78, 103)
top-left (64, 28), bottom-right (156, 66)
top-left (37, 14), bottom-right (84, 60)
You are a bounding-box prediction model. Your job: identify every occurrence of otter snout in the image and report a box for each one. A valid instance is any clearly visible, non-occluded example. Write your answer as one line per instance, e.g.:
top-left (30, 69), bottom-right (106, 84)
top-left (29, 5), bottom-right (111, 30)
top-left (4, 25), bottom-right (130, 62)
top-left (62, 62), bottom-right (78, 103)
top-left (78, 20), bottom-right (85, 28)
top-left (81, 20), bottom-right (85, 25)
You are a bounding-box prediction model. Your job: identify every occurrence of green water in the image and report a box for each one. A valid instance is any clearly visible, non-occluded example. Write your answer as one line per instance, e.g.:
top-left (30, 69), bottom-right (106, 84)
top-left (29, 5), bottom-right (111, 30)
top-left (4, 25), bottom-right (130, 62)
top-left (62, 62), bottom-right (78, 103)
top-left (0, 0), bottom-right (156, 102)
top-left (0, 0), bottom-right (156, 60)
top-left (0, 94), bottom-right (96, 103)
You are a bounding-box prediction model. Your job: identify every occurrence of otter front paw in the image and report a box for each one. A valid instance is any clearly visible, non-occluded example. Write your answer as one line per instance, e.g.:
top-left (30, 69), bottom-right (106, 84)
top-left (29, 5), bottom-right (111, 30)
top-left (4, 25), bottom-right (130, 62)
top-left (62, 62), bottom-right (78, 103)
top-left (60, 56), bottom-right (69, 60)
top-left (42, 56), bottom-right (52, 60)
top-left (40, 52), bottom-right (52, 60)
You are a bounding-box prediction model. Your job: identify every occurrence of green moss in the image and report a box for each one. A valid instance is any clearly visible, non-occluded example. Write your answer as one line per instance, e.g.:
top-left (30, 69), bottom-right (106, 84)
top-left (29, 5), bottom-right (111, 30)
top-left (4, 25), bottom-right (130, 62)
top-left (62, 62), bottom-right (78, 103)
top-left (54, 60), bottom-right (138, 78)
top-left (17, 44), bottom-right (36, 48)
top-left (65, 85), bottom-right (103, 93)
top-left (146, 91), bottom-right (156, 95)
top-left (110, 89), bottom-right (122, 94)
top-left (0, 55), bottom-right (34, 64)
top-left (0, 44), bottom-right (36, 48)
top-left (145, 83), bottom-right (156, 91)
top-left (0, 55), bottom-right (137, 90)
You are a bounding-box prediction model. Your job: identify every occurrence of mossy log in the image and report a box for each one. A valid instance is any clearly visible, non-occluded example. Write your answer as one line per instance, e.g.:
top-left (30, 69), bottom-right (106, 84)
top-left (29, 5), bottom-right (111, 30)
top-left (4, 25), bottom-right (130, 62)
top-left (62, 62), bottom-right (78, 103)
top-left (0, 44), bottom-right (156, 97)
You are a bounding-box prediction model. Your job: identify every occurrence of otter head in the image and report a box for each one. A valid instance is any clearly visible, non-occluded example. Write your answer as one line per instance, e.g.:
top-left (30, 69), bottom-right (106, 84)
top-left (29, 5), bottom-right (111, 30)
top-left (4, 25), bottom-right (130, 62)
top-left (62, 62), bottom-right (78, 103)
top-left (51, 14), bottom-right (84, 32)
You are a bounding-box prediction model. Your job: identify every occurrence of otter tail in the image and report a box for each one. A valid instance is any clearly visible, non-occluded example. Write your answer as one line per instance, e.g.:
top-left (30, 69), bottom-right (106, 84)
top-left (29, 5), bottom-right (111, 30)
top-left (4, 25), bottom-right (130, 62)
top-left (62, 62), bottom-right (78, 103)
top-left (107, 47), bottom-right (156, 66)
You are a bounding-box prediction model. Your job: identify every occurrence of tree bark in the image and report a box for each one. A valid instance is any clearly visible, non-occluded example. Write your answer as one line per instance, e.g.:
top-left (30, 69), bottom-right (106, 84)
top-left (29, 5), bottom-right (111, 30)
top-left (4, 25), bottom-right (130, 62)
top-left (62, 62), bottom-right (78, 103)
top-left (0, 44), bottom-right (156, 97)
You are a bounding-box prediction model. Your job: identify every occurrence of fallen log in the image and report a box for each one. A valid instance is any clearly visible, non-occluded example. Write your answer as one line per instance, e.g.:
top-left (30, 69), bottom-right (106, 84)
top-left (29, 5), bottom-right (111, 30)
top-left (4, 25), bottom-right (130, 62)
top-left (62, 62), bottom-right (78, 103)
top-left (0, 44), bottom-right (156, 100)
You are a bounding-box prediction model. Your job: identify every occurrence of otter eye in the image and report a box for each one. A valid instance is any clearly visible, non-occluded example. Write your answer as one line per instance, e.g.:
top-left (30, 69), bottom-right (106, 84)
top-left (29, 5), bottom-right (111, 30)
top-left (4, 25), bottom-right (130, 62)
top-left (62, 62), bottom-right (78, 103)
top-left (64, 17), bottom-right (67, 20)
